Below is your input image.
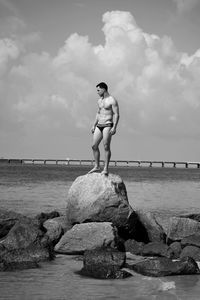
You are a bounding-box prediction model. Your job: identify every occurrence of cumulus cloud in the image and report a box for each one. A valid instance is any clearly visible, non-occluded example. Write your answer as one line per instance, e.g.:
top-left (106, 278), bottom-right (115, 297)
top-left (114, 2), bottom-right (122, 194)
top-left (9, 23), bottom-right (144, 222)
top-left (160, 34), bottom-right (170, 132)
top-left (1, 10), bottom-right (200, 154)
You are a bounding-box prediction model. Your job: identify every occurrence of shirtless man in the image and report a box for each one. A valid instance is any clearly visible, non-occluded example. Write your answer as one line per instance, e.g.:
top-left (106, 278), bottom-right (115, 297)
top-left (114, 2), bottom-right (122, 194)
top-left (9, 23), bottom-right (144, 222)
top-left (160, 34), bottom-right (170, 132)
top-left (88, 82), bottom-right (120, 175)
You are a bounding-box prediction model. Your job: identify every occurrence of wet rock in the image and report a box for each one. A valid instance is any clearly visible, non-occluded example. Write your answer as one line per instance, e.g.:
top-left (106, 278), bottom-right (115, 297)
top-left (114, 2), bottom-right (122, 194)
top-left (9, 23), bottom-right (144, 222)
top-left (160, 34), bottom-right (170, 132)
top-left (0, 215), bottom-right (54, 271)
top-left (128, 256), bottom-right (199, 277)
top-left (78, 248), bottom-right (131, 279)
top-left (55, 222), bottom-right (122, 255)
top-left (136, 211), bottom-right (165, 243)
top-left (180, 246), bottom-right (200, 261)
top-left (0, 209), bottom-right (26, 239)
top-left (141, 242), bottom-right (173, 258)
top-left (167, 217), bottom-right (200, 242)
top-left (124, 239), bottom-right (144, 255)
top-left (169, 242), bottom-right (182, 259)
top-left (0, 258), bottom-right (39, 271)
top-left (43, 218), bottom-right (63, 245)
top-left (65, 173), bottom-right (133, 229)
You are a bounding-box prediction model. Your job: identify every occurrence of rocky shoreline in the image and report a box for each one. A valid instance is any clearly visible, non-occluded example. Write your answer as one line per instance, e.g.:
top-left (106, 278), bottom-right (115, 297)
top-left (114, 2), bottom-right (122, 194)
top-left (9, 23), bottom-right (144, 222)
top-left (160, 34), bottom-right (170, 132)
top-left (1, 173), bottom-right (200, 279)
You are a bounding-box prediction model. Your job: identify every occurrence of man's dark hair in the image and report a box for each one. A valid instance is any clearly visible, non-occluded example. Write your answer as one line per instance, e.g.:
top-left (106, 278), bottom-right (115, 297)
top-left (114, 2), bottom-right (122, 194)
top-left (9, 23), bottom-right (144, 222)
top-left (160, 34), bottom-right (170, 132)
top-left (96, 82), bottom-right (108, 91)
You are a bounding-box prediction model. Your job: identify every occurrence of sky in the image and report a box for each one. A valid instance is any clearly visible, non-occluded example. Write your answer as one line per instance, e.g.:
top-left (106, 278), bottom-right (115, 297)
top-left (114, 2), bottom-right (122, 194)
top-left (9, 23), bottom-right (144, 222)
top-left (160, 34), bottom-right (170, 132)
top-left (1, 0), bottom-right (200, 161)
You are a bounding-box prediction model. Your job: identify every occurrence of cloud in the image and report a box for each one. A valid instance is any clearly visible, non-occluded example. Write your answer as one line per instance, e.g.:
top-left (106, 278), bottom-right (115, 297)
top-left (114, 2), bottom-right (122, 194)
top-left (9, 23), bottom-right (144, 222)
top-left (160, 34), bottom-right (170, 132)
top-left (1, 10), bottom-right (200, 150)
top-left (0, 38), bottom-right (19, 73)
top-left (172, 0), bottom-right (199, 14)
top-left (0, 0), bottom-right (19, 15)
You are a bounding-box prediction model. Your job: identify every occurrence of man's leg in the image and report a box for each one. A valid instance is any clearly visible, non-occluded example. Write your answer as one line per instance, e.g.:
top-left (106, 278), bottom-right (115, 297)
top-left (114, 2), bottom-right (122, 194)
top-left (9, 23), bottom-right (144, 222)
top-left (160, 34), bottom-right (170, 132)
top-left (102, 127), bottom-right (112, 175)
top-left (88, 127), bottom-right (102, 173)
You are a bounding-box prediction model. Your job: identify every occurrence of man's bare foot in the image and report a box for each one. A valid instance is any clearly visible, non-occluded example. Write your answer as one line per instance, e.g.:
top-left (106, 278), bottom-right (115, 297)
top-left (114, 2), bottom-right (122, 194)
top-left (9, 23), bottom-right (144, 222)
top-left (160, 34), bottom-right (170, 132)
top-left (101, 169), bottom-right (108, 176)
top-left (88, 167), bottom-right (101, 174)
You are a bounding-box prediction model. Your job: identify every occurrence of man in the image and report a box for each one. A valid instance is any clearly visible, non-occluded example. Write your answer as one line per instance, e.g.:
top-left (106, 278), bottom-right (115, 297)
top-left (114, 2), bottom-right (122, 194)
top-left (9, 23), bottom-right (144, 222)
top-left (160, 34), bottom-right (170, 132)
top-left (88, 82), bottom-right (120, 175)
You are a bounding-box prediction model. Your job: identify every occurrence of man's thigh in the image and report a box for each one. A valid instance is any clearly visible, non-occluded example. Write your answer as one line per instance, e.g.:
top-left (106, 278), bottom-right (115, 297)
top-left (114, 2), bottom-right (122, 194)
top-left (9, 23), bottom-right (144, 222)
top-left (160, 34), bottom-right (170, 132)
top-left (93, 127), bottom-right (103, 146)
top-left (103, 127), bottom-right (112, 145)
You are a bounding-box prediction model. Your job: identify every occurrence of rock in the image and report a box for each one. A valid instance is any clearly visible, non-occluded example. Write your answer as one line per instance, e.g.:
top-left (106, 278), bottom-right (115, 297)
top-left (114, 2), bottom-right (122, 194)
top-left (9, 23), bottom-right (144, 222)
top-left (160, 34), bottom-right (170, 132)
top-left (43, 219), bottom-right (63, 245)
top-left (180, 246), bottom-right (200, 261)
top-left (65, 173), bottom-right (133, 229)
top-left (169, 242), bottom-right (182, 259)
top-left (48, 216), bottom-right (72, 233)
top-left (35, 211), bottom-right (60, 224)
top-left (136, 211), bottom-right (165, 243)
top-left (180, 213), bottom-right (200, 222)
top-left (167, 217), bottom-right (200, 242)
top-left (0, 215), bottom-right (54, 271)
top-left (128, 256), bottom-right (199, 277)
top-left (121, 211), bottom-right (149, 242)
top-left (0, 209), bottom-right (26, 238)
top-left (124, 239), bottom-right (144, 255)
top-left (181, 234), bottom-right (200, 248)
top-left (78, 248), bottom-right (131, 279)
top-left (141, 242), bottom-right (173, 258)
top-left (55, 222), bottom-right (122, 255)
top-left (0, 258), bottom-right (39, 271)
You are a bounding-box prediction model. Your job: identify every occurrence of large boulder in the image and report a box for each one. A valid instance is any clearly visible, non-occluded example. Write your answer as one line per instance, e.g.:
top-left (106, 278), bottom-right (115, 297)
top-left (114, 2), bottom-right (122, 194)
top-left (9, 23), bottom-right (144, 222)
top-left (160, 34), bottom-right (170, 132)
top-left (54, 222), bottom-right (122, 254)
top-left (66, 173), bottom-right (133, 229)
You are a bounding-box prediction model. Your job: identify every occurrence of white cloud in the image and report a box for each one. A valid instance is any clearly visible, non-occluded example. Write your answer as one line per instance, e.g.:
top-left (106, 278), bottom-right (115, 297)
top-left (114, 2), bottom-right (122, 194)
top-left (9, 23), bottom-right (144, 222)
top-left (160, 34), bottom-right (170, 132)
top-left (1, 10), bottom-right (200, 149)
top-left (0, 38), bottom-right (19, 74)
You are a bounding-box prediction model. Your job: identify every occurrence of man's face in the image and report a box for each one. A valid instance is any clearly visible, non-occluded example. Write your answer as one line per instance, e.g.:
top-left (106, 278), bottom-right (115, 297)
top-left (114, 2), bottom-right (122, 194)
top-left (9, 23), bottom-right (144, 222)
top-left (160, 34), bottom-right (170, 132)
top-left (96, 87), bottom-right (105, 97)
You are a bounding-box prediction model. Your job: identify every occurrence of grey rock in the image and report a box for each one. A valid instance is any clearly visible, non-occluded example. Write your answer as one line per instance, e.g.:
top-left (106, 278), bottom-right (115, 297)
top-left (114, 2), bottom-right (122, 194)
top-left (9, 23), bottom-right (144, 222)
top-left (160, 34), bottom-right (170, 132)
top-left (128, 256), bottom-right (199, 277)
top-left (78, 247), bottom-right (131, 279)
top-left (169, 242), bottom-right (182, 259)
top-left (180, 246), bottom-right (200, 261)
top-left (0, 214), bottom-right (54, 271)
top-left (181, 234), bottom-right (200, 248)
top-left (136, 211), bottom-right (165, 243)
top-left (167, 217), bottom-right (200, 241)
top-left (142, 242), bottom-right (173, 258)
top-left (66, 173), bottom-right (133, 229)
top-left (124, 239), bottom-right (144, 255)
top-left (54, 222), bottom-right (121, 254)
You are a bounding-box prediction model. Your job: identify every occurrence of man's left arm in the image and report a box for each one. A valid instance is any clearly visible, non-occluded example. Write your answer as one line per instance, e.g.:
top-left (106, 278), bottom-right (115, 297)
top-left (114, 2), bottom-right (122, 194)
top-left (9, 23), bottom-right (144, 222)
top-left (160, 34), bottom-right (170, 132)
top-left (110, 98), bottom-right (120, 135)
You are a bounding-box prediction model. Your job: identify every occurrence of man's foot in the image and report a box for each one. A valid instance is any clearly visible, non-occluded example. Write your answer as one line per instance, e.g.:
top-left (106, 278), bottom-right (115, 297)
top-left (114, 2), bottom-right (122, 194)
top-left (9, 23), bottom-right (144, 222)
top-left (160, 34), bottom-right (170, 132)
top-left (101, 169), bottom-right (109, 176)
top-left (87, 166), bottom-right (101, 174)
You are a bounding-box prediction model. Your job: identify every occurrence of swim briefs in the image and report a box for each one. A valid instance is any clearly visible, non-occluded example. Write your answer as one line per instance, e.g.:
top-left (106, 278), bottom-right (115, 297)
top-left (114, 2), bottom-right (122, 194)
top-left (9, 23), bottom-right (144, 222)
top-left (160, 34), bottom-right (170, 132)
top-left (96, 123), bottom-right (113, 132)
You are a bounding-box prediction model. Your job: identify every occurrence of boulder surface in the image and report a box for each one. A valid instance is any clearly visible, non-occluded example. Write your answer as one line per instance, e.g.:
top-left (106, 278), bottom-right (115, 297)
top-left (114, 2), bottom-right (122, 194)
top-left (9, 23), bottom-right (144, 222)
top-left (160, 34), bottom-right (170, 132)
top-left (54, 222), bottom-right (121, 254)
top-left (66, 173), bottom-right (133, 228)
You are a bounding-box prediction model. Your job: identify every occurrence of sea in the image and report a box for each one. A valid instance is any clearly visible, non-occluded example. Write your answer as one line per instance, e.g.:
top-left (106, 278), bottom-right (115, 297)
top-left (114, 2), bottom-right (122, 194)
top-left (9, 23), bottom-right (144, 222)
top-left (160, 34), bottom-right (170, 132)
top-left (0, 163), bottom-right (200, 300)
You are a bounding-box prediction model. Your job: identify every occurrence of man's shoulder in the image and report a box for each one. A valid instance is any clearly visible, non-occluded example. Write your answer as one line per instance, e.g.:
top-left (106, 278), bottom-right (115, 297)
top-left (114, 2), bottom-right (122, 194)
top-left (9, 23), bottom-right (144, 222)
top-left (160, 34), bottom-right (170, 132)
top-left (109, 95), bottom-right (118, 104)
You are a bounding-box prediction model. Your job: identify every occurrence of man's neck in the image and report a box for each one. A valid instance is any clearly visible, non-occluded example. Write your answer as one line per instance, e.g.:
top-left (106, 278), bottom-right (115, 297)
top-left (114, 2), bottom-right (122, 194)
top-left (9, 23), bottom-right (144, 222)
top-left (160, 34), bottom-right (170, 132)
top-left (102, 92), bottom-right (109, 99)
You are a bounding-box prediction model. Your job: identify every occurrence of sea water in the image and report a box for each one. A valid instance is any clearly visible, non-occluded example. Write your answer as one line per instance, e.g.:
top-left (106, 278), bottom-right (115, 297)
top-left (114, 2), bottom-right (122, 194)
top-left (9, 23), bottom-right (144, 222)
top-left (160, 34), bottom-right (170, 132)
top-left (0, 164), bottom-right (200, 299)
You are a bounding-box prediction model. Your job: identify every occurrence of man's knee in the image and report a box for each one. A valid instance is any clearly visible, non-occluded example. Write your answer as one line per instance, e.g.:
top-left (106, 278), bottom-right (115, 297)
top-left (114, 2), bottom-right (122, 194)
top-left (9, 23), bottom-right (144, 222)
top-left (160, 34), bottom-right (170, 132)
top-left (103, 143), bottom-right (110, 151)
top-left (92, 144), bottom-right (98, 151)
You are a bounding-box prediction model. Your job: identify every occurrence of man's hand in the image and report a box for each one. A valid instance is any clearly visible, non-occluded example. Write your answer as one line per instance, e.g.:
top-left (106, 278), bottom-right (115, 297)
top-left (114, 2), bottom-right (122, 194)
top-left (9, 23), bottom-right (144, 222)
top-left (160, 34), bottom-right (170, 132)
top-left (91, 126), bottom-right (96, 134)
top-left (110, 127), bottom-right (116, 135)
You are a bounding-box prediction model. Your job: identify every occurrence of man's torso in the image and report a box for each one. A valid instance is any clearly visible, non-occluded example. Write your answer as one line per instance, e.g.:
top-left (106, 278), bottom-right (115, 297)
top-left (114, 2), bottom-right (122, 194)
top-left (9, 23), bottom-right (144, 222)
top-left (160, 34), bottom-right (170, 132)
top-left (98, 96), bottom-right (114, 124)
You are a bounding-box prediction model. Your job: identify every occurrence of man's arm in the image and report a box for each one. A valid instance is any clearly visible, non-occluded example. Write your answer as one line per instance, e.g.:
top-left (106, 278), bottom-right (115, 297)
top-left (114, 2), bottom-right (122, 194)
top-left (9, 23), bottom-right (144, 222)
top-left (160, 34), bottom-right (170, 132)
top-left (91, 107), bottom-right (100, 133)
top-left (110, 98), bottom-right (119, 135)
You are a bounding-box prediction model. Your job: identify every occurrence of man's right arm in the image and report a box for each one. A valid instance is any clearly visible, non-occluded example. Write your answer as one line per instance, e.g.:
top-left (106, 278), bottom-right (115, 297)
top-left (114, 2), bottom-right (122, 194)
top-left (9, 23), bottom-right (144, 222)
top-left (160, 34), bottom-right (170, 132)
top-left (91, 108), bottom-right (100, 133)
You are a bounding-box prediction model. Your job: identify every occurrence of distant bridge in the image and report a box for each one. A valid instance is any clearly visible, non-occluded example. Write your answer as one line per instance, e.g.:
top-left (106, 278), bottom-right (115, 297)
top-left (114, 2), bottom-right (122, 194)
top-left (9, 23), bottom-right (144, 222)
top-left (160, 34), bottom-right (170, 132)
top-left (1, 158), bottom-right (200, 168)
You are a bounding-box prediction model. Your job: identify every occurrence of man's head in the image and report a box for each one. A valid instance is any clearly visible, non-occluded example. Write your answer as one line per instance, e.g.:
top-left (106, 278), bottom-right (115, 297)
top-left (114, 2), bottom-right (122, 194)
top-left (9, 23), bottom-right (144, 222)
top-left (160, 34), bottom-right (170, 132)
top-left (96, 82), bottom-right (108, 96)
